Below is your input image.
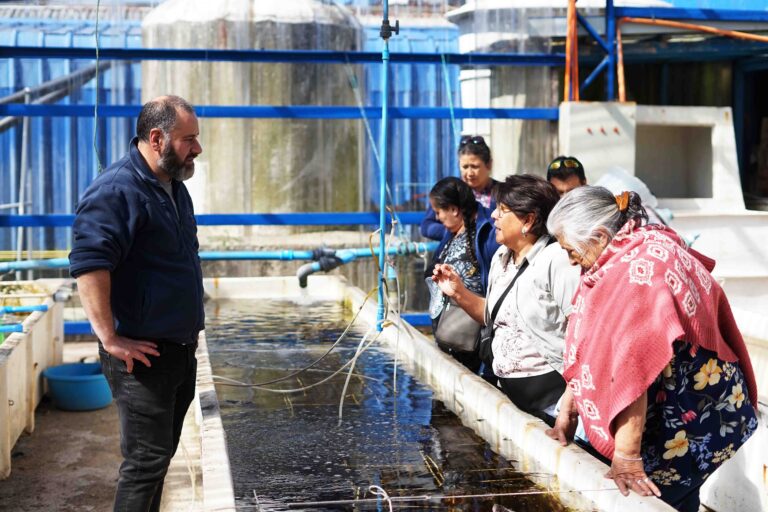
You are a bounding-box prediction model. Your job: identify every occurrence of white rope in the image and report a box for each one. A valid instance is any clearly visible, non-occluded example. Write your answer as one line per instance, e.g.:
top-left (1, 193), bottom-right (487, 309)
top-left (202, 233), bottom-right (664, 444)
top-left (368, 485), bottom-right (393, 512)
top-left (208, 330), bottom-right (382, 395)
top-left (337, 325), bottom-right (376, 425)
top-left (209, 287), bottom-right (376, 387)
top-left (178, 439), bottom-right (198, 512)
top-left (282, 487), bottom-right (620, 508)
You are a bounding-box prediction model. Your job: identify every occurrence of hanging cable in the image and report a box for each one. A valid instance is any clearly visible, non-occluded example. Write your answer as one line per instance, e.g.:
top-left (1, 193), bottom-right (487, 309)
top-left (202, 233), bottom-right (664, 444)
top-left (342, 56), bottom-right (407, 240)
top-left (210, 327), bottom-right (384, 395)
top-left (337, 325), bottom-right (376, 425)
top-left (440, 51), bottom-right (459, 149)
top-left (93, 0), bottom-right (104, 172)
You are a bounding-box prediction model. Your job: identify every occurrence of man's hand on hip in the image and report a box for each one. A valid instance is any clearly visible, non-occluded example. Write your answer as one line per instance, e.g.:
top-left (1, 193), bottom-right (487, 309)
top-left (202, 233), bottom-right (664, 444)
top-left (102, 335), bottom-right (160, 374)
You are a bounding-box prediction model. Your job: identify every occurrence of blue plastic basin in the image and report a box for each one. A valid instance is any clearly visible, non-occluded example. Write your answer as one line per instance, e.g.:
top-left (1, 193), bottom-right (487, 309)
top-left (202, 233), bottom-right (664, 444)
top-left (42, 362), bottom-right (112, 411)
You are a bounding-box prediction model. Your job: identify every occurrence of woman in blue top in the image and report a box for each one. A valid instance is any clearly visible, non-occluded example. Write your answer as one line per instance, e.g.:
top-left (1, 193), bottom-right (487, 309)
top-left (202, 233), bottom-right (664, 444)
top-left (426, 177), bottom-right (500, 374)
top-left (421, 135), bottom-right (499, 241)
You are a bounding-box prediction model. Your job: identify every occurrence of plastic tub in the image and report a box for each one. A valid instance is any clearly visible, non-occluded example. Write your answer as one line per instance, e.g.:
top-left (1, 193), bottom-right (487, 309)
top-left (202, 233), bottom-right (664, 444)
top-left (42, 362), bottom-right (112, 411)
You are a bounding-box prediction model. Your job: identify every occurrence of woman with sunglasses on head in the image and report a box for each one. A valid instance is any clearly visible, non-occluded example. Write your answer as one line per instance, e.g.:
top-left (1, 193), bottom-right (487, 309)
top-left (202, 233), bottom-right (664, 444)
top-left (421, 135), bottom-right (499, 241)
top-left (431, 174), bottom-right (580, 423)
top-left (545, 186), bottom-right (758, 511)
top-left (426, 177), bottom-right (499, 374)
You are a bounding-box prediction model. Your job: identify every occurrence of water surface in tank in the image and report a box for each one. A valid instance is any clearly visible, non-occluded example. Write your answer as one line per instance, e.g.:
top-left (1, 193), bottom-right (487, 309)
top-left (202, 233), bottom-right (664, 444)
top-left (206, 299), bottom-right (572, 511)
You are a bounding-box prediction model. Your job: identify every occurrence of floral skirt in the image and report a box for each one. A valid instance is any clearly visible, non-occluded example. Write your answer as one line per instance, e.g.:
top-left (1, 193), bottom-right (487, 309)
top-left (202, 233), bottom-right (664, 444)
top-left (642, 340), bottom-right (758, 510)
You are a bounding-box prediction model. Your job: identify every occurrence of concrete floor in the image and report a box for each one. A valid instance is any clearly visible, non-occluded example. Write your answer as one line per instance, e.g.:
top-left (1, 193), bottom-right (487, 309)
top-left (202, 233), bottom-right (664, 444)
top-left (0, 341), bottom-right (201, 512)
top-left (0, 342), bottom-right (120, 512)
top-left (0, 400), bottom-right (121, 511)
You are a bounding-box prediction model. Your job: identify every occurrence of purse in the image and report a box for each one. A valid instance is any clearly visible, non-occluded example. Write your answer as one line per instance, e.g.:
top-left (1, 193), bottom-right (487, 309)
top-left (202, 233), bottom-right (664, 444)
top-left (478, 259), bottom-right (530, 366)
top-left (434, 298), bottom-right (482, 353)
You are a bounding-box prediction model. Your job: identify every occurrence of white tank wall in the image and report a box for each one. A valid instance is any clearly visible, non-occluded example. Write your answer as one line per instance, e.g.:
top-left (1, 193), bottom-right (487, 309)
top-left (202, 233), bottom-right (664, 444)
top-left (0, 290), bottom-right (63, 479)
top-left (559, 101), bottom-right (637, 182)
top-left (491, 66), bottom-right (559, 175)
top-left (448, 4), bottom-right (559, 178)
top-left (558, 103), bottom-right (746, 210)
top-left (141, 0), bottom-right (361, 231)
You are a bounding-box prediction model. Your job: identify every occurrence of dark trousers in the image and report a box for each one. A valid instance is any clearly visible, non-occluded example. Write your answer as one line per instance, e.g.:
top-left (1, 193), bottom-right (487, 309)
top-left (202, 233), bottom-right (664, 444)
top-left (498, 370), bottom-right (566, 426)
top-left (99, 341), bottom-right (198, 512)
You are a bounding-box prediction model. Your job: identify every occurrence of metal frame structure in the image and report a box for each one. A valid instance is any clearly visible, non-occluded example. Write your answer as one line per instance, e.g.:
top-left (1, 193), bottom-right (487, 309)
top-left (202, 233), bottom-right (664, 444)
top-left (3, 1), bottom-right (768, 330)
top-left (566, 1), bottom-right (768, 102)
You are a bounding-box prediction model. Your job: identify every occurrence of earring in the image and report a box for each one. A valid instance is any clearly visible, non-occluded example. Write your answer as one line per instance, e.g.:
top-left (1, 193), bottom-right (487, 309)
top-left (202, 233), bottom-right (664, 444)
top-left (521, 227), bottom-right (528, 236)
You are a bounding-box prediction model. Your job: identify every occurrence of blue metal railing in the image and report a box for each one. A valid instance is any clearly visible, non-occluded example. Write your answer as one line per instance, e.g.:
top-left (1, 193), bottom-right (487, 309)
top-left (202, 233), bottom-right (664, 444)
top-left (615, 7), bottom-right (768, 23)
top-left (0, 104), bottom-right (560, 120)
top-left (0, 212), bottom-right (424, 227)
top-left (0, 45), bottom-right (566, 66)
top-left (64, 312), bottom-right (434, 336)
top-left (577, 3), bottom-right (768, 99)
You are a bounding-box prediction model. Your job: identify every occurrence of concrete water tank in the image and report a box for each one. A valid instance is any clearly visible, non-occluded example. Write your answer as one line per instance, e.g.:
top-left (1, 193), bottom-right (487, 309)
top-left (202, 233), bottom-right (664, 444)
top-left (141, 1), bottom-right (362, 234)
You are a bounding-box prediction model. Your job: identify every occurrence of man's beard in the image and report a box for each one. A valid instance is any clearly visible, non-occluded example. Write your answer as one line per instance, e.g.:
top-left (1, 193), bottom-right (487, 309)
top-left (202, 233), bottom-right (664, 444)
top-left (157, 140), bottom-right (195, 181)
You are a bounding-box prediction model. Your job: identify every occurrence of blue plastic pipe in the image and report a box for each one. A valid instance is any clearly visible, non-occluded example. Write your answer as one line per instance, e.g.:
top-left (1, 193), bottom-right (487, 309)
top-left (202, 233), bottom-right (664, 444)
top-left (0, 242), bottom-right (438, 272)
top-left (377, 0), bottom-right (392, 332)
top-left (199, 250), bottom-right (315, 261)
top-left (0, 251), bottom-right (327, 271)
top-left (0, 304), bottom-right (49, 314)
top-left (0, 324), bottom-right (24, 334)
top-left (296, 241), bottom-right (437, 288)
top-left (0, 257), bottom-right (70, 271)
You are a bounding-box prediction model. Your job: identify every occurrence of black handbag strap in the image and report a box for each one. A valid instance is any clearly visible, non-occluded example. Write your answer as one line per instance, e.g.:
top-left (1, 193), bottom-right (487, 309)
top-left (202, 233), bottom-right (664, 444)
top-left (488, 237), bottom-right (556, 324)
top-left (488, 259), bottom-right (529, 324)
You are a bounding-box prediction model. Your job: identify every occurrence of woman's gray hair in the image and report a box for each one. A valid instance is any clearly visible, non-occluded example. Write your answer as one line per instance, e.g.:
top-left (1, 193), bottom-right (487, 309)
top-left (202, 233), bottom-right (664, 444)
top-left (546, 186), bottom-right (647, 255)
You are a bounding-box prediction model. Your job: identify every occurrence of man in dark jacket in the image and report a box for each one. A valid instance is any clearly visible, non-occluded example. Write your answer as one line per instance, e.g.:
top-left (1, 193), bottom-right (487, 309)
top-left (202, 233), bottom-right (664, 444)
top-left (69, 95), bottom-right (204, 511)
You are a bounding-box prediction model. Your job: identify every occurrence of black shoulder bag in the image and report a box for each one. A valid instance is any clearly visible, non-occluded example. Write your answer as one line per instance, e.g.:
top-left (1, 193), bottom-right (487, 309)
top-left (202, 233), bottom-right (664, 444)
top-left (477, 259), bottom-right (529, 366)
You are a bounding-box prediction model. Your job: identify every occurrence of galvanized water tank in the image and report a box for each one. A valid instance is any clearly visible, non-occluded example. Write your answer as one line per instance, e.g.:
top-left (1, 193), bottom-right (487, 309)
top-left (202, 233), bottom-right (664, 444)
top-left (142, 1), bottom-right (362, 230)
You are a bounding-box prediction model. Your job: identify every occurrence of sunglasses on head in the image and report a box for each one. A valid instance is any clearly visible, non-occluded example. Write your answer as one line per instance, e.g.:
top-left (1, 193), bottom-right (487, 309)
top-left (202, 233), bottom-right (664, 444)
top-left (459, 135), bottom-right (486, 147)
top-left (548, 158), bottom-right (581, 171)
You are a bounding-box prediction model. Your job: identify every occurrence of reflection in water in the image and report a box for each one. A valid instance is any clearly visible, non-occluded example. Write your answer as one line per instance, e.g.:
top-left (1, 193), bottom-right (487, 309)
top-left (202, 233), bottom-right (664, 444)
top-left (205, 300), bottom-right (572, 511)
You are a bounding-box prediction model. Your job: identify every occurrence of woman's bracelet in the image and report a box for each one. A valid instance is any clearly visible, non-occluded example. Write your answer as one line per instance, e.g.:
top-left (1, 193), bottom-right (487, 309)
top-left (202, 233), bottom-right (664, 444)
top-left (614, 450), bottom-right (643, 461)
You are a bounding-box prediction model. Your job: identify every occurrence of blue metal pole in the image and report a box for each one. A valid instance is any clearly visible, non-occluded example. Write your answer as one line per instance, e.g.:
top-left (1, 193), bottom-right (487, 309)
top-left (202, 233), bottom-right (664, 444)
top-left (605, 0), bottom-right (616, 101)
top-left (581, 56), bottom-right (610, 94)
top-left (0, 324), bottom-right (24, 334)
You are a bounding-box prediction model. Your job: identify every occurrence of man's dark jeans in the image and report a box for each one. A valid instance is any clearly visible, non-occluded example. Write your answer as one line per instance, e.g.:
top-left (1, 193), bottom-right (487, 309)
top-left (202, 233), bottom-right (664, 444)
top-left (99, 340), bottom-right (197, 512)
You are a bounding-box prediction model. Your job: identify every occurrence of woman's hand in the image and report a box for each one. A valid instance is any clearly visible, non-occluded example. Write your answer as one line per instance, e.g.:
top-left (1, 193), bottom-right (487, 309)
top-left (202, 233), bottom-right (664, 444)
top-left (610, 391), bottom-right (661, 498)
top-left (546, 387), bottom-right (578, 446)
top-left (546, 411), bottom-right (578, 446)
top-left (606, 454), bottom-right (661, 498)
top-left (432, 263), bottom-right (487, 323)
top-left (432, 263), bottom-right (465, 298)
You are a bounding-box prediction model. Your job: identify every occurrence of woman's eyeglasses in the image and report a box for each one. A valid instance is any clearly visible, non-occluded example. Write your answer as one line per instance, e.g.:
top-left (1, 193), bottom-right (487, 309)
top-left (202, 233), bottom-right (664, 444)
top-left (548, 158), bottom-right (581, 171)
top-left (459, 135), bottom-right (486, 147)
top-left (494, 205), bottom-right (514, 218)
